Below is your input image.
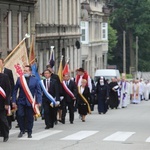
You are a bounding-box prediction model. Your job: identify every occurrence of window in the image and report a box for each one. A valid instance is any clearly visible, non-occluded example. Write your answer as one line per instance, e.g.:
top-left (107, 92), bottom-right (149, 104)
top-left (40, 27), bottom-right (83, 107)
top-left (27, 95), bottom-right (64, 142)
top-left (80, 21), bottom-right (89, 44)
top-left (17, 12), bottom-right (22, 43)
top-left (101, 22), bottom-right (108, 40)
top-left (7, 11), bottom-right (12, 50)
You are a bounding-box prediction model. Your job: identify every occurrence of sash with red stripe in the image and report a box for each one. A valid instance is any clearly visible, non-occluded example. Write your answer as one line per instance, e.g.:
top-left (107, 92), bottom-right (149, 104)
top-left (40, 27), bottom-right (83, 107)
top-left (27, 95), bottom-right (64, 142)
top-left (0, 86), bottom-right (6, 99)
top-left (0, 86), bottom-right (12, 116)
top-left (62, 81), bottom-right (75, 99)
top-left (14, 64), bottom-right (41, 117)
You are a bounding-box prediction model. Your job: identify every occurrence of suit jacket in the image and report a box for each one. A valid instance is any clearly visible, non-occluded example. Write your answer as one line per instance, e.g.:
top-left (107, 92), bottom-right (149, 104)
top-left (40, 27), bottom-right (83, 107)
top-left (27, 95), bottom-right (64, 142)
top-left (0, 73), bottom-right (11, 110)
top-left (77, 86), bottom-right (91, 105)
top-left (42, 78), bottom-right (60, 103)
top-left (62, 80), bottom-right (77, 103)
top-left (12, 76), bottom-right (42, 106)
top-left (51, 73), bottom-right (62, 95)
top-left (4, 67), bottom-right (14, 94)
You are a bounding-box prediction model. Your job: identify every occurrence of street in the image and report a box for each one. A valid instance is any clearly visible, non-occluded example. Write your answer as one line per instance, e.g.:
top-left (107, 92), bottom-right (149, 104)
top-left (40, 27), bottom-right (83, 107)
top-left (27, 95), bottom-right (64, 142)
top-left (1, 100), bottom-right (150, 150)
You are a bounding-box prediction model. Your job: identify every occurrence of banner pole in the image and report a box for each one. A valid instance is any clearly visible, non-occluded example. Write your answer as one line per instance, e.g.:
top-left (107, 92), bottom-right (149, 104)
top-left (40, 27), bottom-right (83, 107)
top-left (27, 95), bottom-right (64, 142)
top-left (4, 33), bottom-right (30, 63)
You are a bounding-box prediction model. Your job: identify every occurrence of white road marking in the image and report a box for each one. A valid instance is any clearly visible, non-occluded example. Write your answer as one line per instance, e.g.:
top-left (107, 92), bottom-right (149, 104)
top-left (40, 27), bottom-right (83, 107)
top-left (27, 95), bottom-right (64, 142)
top-left (19, 130), bottom-right (62, 140)
top-left (103, 131), bottom-right (135, 142)
top-left (145, 136), bottom-right (150, 142)
top-left (61, 131), bottom-right (99, 140)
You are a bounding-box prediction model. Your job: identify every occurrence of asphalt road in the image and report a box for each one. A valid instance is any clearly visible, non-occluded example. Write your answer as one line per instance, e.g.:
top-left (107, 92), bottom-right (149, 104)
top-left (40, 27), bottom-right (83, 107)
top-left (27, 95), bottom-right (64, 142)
top-left (1, 100), bottom-right (150, 150)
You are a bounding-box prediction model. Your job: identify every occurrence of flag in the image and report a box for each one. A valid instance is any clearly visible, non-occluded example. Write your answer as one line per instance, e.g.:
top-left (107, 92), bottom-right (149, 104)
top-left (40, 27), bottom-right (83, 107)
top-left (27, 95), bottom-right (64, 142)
top-left (4, 41), bottom-right (29, 82)
top-left (57, 56), bottom-right (63, 82)
top-left (29, 35), bottom-right (35, 64)
top-left (49, 49), bottom-right (55, 68)
top-left (62, 60), bottom-right (69, 75)
top-left (31, 63), bottom-right (41, 81)
top-left (29, 35), bottom-right (41, 80)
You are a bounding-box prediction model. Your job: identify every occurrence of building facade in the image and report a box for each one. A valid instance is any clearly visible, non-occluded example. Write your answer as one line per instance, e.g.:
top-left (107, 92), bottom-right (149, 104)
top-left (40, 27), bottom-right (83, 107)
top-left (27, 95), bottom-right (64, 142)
top-left (0, 0), bottom-right (36, 57)
top-left (80, 0), bottom-right (108, 78)
top-left (35, 0), bottom-right (81, 76)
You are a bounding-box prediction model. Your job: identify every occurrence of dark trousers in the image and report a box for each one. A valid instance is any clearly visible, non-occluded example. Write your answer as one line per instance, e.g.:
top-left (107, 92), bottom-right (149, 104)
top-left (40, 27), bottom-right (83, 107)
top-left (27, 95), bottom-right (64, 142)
top-left (17, 104), bottom-right (34, 134)
top-left (0, 110), bottom-right (9, 138)
top-left (62, 100), bottom-right (74, 123)
top-left (43, 101), bottom-right (55, 127)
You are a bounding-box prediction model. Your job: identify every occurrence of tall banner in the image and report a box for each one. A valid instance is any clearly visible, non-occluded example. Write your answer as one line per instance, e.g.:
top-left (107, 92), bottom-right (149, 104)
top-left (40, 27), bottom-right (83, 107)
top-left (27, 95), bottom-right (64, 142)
top-left (4, 41), bottom-right (29, 82)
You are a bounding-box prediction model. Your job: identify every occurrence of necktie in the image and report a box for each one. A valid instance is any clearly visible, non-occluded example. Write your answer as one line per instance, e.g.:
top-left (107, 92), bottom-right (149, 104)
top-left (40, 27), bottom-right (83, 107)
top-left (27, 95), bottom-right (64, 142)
top-left (46, 79), bottom-right (50, 91)
top-left (66, 81), bottom-right (69, 87)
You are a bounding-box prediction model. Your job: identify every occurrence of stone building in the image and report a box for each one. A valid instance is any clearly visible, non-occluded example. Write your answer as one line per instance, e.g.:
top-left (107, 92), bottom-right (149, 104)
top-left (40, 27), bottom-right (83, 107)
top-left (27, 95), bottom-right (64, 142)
top-left (35, 0), bottom-right (81, 76)
top-left (80, 0), bottom-right (108, 78)
top-left (0, 0), bottom-right (37, 57)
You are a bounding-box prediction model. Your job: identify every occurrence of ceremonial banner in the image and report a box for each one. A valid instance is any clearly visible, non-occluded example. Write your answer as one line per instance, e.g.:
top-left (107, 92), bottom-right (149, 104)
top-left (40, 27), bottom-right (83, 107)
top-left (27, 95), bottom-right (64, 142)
top-left (4, 41), bottom-right (29, 82)
top-left (29, 36), bottom-right (35, 64)
top-left (49, 47), bottom-right (55, 68)
top-left (62, 60), bottom-right (69, 75)
top-left (57, 56), bottom-right (63, 82)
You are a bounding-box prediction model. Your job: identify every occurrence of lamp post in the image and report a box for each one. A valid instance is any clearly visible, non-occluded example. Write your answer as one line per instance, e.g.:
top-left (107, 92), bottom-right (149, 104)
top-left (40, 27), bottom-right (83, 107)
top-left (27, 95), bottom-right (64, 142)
top-left (135, 36), bottom-right (138, 75)
top-left (123, 31), bottom-right (126, 74)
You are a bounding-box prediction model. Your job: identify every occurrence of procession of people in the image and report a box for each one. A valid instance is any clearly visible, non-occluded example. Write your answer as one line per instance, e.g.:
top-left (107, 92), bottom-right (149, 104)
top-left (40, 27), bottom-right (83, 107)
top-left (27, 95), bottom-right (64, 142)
top-left (0, 60), bottom-right (150, 143)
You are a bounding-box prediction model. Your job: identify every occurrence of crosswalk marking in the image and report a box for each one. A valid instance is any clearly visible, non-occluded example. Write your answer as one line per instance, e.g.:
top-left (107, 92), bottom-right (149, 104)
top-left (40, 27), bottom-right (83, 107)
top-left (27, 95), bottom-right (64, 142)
top-left (19, 130), bottom-right (62, 140)
top-left (103, 131), bottom-right (135, 142)
top-left (145, 136), bottom-right (150, 142)
top-left (60, 131), bottom-right (99, 141)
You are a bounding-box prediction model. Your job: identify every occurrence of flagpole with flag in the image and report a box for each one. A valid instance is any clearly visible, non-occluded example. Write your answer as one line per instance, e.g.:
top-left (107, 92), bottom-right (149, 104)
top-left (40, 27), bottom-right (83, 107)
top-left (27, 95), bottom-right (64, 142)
top-left (4, 33), bottom-right (30, 82)
top-left (57, 55), bottom-right (63, 82)
top-left (49, 46), bottom-right (55, 68)
top-left (29, 35), bottom-right (41, 81)
top-left (29, 35), bottom-right (35, 65)
top-left (62, 59), bottom-right (69, 75)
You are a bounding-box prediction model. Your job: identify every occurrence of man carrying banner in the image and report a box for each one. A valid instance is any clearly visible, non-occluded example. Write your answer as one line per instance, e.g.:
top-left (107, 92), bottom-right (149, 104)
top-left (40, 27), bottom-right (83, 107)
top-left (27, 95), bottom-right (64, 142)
top-left (61, 73), bottom-right (77, 124)
top-left (12, 65), bottom-right (42, 138)
top-left (42, 69), bottom-right (60, 129)
top-left (0, 71), bottom-right (11, 142)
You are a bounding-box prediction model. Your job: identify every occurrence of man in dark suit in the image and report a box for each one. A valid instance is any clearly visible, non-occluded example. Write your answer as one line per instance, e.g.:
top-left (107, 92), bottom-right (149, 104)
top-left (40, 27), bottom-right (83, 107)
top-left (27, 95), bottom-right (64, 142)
top-left (0, 72), bottom-right (11, 142)
top-left (0, 58), bottom-right (15, 129)
top-left (46, 64), bottom-right (62, 124)
top-left (61, 73), bottom-right (77, 124)
top-left (12, 65), bottom-right (42, 138)
top-left (42, 69), bottom-right (60, 129)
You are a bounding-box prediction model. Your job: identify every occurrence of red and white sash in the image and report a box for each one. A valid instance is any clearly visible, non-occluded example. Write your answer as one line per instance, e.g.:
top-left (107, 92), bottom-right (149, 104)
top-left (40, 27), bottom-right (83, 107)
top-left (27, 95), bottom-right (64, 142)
top-left (62, 81), bottom-right (75, 99)
top-left (0, 86), bottom-right (12, 116)
top-left (14, 64), bottom-right (40, 117)
top-left (0, 86), bottom-right (6, 99)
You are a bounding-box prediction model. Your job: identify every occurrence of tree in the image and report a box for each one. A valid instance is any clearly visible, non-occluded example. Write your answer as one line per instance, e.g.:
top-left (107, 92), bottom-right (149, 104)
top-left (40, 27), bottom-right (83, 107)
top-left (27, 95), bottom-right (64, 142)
top-left (108, 21), bottom-right (117, 62)
top-left (109, 0), bottom-right (150, 72)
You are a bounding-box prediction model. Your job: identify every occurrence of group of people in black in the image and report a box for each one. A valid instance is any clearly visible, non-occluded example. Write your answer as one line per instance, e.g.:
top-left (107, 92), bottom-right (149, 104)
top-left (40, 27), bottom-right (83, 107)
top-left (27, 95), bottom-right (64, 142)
top-left (0, 61), bottom-right (120, 142)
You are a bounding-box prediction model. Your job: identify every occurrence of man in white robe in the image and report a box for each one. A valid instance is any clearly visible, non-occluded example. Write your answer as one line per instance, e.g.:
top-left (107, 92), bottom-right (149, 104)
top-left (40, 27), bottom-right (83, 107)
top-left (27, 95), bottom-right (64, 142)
top-left (118, 73), bottom-right (128, 108)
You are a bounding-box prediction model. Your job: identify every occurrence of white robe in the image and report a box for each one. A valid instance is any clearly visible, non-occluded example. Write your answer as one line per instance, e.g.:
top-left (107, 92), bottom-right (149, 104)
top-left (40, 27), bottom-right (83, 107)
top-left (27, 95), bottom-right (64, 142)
top-left (132, 83), bottom-right (140, 104)
top-left (144, 84), bottom-right (150, 100)
top-left (118, 81), bottom-right (128, 108)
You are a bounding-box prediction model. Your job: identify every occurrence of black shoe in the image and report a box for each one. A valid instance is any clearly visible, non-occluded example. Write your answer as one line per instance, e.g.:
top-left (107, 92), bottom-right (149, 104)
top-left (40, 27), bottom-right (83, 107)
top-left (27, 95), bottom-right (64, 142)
top-left (45, 126), bottom-right (50, 129)
top-left (3, 137), bottom-right (9, 142)
top-left (55, 121), bottom-right (58, 125)
top-left (28, 133), bottom-right (32, 138)
top-left (18, 132), bottom-right (24, 138)
top-left (15, 124), bottom-right (19, 128)
top-left (70, 121), bottom-right (73, 124)
top-left (61, 120), bottom-right (65, 124)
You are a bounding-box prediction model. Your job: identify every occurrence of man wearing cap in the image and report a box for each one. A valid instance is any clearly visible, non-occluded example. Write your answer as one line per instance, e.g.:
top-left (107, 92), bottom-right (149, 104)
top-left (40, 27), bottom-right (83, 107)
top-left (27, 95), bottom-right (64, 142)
top-left (75, 68), bottom-right (92, 92)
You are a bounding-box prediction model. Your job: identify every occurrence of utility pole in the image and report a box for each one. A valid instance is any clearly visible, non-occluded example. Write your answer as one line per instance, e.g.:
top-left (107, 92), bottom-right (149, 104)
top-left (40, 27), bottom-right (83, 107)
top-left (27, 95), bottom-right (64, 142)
top-left (136, 36), bottom-right (138, 74)
top-left (123, 31), bottom-right (126, 73)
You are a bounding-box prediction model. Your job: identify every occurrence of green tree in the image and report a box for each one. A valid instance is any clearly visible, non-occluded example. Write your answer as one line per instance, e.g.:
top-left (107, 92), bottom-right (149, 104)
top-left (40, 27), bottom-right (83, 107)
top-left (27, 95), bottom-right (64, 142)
top-left (108, 21), bottom-right (117, 61)
top-left (109, 0), bottom-right (150, 72)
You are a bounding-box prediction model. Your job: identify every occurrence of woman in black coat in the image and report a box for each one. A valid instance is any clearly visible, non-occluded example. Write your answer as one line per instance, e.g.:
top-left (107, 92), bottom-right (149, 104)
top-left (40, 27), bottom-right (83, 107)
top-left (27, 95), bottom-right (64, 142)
top-left (96, 76), bottom-right (109, 114)
top-left (77, 79), bottom-right (91, 122)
